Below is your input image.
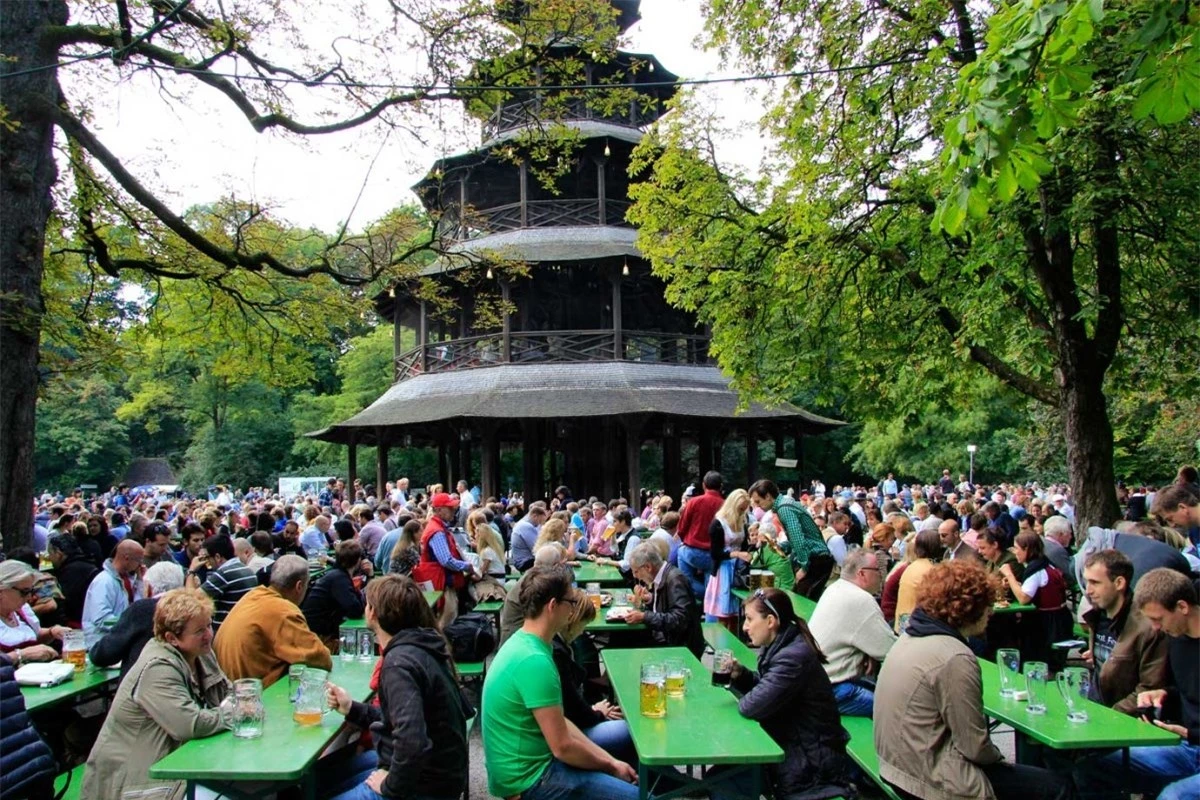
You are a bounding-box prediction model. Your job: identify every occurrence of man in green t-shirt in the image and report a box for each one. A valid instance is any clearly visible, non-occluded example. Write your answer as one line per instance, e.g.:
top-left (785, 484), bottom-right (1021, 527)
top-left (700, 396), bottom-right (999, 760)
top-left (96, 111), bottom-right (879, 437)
top-left (482, 564), bottom-right (639, 800)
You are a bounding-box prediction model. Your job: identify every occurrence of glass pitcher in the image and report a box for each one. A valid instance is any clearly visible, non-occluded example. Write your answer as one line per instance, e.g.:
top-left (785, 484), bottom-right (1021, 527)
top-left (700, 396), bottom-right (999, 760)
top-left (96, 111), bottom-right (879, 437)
top-left (228, 678), bottom-right (265, 739)
top-left (292, 667), bottom-right (329, 726)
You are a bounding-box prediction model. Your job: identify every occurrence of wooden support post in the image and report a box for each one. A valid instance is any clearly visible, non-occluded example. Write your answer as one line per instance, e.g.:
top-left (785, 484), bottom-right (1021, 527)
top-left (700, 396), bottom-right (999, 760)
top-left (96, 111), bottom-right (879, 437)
top-left (746, 425), bottom-right (759, 485)
top-left (347, 433), bottom-right (358, 485)
top-left (501, 281), bottom-right (512, 362)
top-left (480, 423), bottom-right (499, 500)
top-left (376, 427), bottom-right (389, 497)
top-left (621, 415), bottom-right (646, 505)
top-left (698, 423), bottom-right (713, 477)
top-left (418, 300), bottom-right (428, 373)
top-left (612, 270), bottom-right (623, 359)
top-left (663, 422), bottom-right (682, 498)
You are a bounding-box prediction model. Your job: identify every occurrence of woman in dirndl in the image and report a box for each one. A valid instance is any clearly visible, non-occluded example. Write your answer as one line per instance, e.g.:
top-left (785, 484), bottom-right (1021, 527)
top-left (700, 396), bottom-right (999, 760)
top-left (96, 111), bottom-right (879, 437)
top-left (704, 489), bottom-right (753, 631)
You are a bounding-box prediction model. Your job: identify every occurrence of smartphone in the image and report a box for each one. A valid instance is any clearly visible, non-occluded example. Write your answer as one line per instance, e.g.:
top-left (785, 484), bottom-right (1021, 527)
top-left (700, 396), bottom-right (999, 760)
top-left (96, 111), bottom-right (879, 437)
top-left (1135, 705), bottom-right (1162, 721)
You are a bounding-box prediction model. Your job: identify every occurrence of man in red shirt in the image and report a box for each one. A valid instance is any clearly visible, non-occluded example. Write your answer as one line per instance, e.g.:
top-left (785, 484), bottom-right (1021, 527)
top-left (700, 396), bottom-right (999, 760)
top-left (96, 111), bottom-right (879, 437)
top-left (675, 471), bottom-right (725, 597)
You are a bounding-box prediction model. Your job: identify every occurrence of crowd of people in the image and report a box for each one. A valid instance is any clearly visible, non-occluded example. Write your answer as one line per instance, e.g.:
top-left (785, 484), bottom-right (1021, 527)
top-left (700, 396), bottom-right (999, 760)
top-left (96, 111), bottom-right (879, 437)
top-left (0, 465), bottom-right (1196, 799)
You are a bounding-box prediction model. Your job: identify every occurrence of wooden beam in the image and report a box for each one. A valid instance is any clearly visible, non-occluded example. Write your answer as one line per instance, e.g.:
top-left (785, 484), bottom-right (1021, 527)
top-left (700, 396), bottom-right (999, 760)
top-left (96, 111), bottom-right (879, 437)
top-left (376, 427), bottom-right (389, 498)
top-left (612, 270), bottom-right (623, 359)
top-left (501, 281), bottom-right (512, 362)
top-left (347, 432), bottom-right (358, 486)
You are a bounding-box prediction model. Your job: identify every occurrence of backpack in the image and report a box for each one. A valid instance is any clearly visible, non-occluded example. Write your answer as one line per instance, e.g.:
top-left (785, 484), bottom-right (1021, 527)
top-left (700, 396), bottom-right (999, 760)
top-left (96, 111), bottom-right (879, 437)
top-left (443, 612), bottom-right (496, 663)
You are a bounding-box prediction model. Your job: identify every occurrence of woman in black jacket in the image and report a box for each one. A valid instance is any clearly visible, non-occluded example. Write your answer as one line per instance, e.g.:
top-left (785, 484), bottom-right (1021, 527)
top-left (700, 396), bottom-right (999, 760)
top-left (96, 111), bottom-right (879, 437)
top-left (718, 587), bottom-right (853, 800)
top-left (300, 540), bottom-right (370, 646)
top-left (324, 575), bottom-right (473, 800)
top-left (552, 586), bottom-right (636, 764)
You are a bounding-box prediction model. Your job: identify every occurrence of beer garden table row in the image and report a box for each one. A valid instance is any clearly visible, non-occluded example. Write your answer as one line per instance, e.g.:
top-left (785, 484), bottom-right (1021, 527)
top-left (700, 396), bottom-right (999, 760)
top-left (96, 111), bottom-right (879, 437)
top-left (730, 587), bottom-right (1179, 766)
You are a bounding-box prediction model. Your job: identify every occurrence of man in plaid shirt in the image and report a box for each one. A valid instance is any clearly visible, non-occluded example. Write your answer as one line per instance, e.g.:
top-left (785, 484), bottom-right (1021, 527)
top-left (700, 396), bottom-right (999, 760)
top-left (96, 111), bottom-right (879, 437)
top-left (749, 479), bottom-right (836, 600)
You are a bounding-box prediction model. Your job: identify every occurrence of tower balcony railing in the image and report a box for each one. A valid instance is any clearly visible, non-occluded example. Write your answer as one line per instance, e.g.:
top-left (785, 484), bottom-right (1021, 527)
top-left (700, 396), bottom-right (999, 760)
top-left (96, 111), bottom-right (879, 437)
top-left (438, 198), bottom-right (630, 240)
top-left (394, 329), bottom-right (711, 382)
top-left (482, 96), bottom-right (659, 140)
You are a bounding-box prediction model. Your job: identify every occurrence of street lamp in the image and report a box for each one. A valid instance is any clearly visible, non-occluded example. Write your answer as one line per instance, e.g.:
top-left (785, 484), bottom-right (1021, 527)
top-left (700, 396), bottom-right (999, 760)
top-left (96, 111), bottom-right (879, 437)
top-left (967, 444), bottom-right (977, 486)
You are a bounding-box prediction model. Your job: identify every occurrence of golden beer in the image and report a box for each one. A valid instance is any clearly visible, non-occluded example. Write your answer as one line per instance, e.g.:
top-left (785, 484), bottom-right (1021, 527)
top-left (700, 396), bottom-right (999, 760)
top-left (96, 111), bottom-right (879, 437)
top-left (292, 709), bottom-right (323, 726)
top-left (62, 648), bottom-right (86, 673)
top-left (639, 679), bottom-right (666, 717)
top-left (590, 593), bottom-right (602, 611)
top-left (665, 674), bottom-right (686, 697)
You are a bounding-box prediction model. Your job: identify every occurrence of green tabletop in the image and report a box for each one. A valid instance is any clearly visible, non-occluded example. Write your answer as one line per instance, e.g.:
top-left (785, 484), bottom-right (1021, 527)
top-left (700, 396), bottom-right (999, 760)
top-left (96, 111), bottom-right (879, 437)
top-left (991, 602), bottom-right (1035, 614)
top-left (733, 588), bottom-right (816, 620)
top-left (340, 617), bottom-right (368, 629)
top-left (150, 658), bottom-right (377, 786)
top-left (21, 665), bottom-right (120, 713)
top-left (573, 562), bottom-right (626, 586)
top-left (978, 658), bottom-right (1179, 751)
top-left (601, 647), bottom-right (783, 767)
top-left (585, 590), bottom-right (647, 632)
top-left (423, 589), bottom-right (442, 607)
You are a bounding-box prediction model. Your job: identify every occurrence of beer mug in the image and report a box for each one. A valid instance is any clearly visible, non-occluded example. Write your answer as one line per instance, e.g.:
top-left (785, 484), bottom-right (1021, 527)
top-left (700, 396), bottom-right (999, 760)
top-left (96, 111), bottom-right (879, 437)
top-left (338, 627), bottom-right (358, 661)
top-left (1024, 661), bottom-right (1049, 715)
top-left (639, 663), bottom-right (666, 718)
top-left (230, 678), bottom-right (265, 739)
top-left (761, 570), bottom-right (775, 588)
top-left (997, 648), bottom-right (1021, 698)
top-left (586, 582), bottom-right (602, 611)
top-left (292, 667), bottom-right (328, 726)
top-left (663, 657), bottom-right (691, 698)
top-left (62, 629), bottom-right (86, 673)
top-left (1057, 666), bottom-right (1090, 723)
top-left (357, 629), bottom-right (376, 662)
top-left (748, 570), bottom-right (762, 590)
top-left (287, 664), bottom-right (305, 703)
top-left (712, 648), bottom-right (734, 687)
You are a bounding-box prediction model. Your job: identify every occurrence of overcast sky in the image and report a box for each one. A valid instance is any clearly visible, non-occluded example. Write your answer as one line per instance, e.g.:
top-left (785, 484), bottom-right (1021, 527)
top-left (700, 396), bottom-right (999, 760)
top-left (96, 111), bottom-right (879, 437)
top-left (68, 0), bottom-right (759, 234)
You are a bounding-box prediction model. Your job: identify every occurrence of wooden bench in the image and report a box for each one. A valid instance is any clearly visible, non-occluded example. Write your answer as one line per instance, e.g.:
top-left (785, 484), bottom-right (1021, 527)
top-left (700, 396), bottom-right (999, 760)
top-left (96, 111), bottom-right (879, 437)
top-left (840, 715), bottom-right (901, 800)
top-left (701, 622), bottom-right (758, 667)
top-left (53, 764), bottom-right (85, 800)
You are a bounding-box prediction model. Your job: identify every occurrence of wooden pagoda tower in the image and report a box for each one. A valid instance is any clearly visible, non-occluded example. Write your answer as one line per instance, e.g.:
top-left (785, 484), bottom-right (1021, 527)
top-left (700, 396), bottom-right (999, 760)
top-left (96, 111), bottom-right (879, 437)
top-left (310, 0), bottom-right (841, 500)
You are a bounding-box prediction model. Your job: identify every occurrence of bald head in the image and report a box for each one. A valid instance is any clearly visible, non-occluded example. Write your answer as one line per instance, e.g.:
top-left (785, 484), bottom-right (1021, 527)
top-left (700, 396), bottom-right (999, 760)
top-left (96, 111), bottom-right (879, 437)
top-left (233, 537), bottom-right (254, 564)
top-left (938, 518), bottom-right (961, 549)
top-left (114, 539), bottom-right (145, 575)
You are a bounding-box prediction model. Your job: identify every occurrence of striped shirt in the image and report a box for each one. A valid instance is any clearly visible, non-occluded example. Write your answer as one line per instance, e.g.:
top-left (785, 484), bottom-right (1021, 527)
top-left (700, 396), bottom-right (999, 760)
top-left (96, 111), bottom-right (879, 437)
top-left (201, 559), bottom-right (259, 630)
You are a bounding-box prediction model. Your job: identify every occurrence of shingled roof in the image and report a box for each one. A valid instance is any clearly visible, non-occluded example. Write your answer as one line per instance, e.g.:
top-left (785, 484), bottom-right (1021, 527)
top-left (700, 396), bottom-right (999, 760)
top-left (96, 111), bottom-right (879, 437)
top-left (123, 458), bottom-right (177, 486)
top-left (307, 362), bottom-right (842, 444)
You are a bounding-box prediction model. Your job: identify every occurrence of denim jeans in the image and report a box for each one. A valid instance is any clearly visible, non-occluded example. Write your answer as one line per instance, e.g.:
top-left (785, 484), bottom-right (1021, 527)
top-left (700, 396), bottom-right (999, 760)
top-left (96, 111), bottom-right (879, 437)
top-left (583, 719), bottom-right (638, 767)
top-left (832, 680), bottom-right (875, 717)
top-left (317, 749), bottom-right (461, 800)
top-left (521, 758), bottom-right (641, 800)
top-left (677, 545), bottom-right (713, 599)
top-left (1073, 741), bottom-right (1200, 800)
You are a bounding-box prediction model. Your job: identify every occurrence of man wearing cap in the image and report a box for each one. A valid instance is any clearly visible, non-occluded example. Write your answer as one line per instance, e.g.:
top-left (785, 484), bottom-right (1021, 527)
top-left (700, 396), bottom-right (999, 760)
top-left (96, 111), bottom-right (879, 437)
top-left (412, 492), bottom-right (477, 592)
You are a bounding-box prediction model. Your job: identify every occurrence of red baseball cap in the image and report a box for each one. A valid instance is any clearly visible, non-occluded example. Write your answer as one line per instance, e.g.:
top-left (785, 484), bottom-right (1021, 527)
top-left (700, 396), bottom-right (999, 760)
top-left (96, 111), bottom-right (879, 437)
top-left (430, 492), bottom-right (460, 509)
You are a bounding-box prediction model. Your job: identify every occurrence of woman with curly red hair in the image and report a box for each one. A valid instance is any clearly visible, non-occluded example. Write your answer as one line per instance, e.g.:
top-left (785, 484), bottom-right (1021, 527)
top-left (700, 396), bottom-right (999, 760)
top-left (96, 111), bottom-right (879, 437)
top-left (874, 561), bottom-right (1076, 800)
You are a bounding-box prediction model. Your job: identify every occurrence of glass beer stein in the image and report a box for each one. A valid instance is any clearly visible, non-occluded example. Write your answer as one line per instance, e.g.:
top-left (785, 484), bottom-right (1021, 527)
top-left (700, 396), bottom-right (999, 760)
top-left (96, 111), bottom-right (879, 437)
top-left (639, 662), bottom-right (667, 718)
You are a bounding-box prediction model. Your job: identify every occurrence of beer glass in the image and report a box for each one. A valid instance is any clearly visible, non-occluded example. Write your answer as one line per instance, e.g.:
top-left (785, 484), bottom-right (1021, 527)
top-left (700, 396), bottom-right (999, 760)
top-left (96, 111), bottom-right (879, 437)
top-left (62, 630), bottom-right (86, 673)
top-left (639, 663), bottom-right (667, 718)
top-left (338, 627), bottom-right (358, 661)
top-left (357, 629), bottom-right (376, 662)
top-left (663, 657), bottom-right (691, 698)
top-left (287, 664), bottom-right (305, 703)
top-left (293, 667), bottom-right (328, 726)
top-left (1057, 666), bottom-right (1091, 723)
top-left (587, 582), bottom-right (602, 611)
top-left (231, 678), bottom-right (265, 738)
top-left (997, 649), bottom-right (1021, 698)
top-left (1024, 661), bottom-right (1049, 715)
top-left (712, 648), bottom-right (734, 687)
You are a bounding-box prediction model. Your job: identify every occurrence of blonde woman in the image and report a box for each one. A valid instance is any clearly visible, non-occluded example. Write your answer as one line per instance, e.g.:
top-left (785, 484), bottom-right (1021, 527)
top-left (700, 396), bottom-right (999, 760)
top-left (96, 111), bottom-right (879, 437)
top-left (704, 488), bottom-right (752, 629)
top-left (646, 495), bottom-right (672, 531)
top-left (468, 513), bottom-right (508, 602)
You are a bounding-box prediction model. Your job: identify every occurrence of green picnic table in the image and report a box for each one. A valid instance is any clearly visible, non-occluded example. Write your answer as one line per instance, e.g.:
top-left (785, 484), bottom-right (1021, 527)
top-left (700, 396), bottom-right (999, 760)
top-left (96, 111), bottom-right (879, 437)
top-left (573, 561), bottom-right (626, 586)
top-left (586, 591), bottom-right (648, 632)
top-left (21, 665), bottom-right (121, 713)
top-left (991, 602), bottom-right (1036, 614)
top-left (977, 658), bottom-right (1179, 763)
top-left (601, 647), bottom-right (783, 800)
top-left (732, 588), bottom-right (816, 620)
top-left (149, 657), bottom-right (378, 800)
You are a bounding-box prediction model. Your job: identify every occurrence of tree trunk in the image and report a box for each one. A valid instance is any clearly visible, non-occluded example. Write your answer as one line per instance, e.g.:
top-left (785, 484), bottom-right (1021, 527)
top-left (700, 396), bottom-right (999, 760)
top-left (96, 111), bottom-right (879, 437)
top-left (1, 1), bottom-right (65, 551)
top-left (1059, 358), bottom-right (1121, 536)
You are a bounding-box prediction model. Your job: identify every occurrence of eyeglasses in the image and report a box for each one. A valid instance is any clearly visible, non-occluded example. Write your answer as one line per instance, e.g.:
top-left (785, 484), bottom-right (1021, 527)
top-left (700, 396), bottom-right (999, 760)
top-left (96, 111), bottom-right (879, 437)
top-left (753, 589), bottom-right (781, 619)
top-left (860, 567), bottom-right (882, 573)
top-left (6, 585), bottom-right (37, 599)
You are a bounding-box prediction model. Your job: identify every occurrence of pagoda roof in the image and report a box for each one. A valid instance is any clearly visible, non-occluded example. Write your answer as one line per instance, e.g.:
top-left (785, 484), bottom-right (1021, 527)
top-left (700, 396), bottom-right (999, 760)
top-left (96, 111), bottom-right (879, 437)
top-left (409, 225), bottom-right (638, 278)
top-left (305, 362), bottom-right (843, 444)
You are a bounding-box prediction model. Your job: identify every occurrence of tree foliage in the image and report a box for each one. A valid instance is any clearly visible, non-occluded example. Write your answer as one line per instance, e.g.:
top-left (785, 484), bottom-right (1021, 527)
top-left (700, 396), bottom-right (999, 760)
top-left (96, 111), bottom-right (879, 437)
top-left (628, 0), bottom-right (1199, 529)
